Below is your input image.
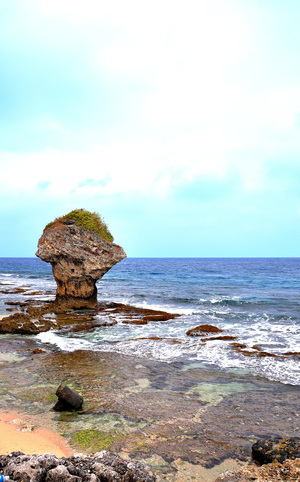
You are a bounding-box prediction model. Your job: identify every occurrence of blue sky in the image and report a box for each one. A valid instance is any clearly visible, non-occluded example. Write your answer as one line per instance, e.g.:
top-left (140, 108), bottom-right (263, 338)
top-left (1, 0), bottom-right (300, 257)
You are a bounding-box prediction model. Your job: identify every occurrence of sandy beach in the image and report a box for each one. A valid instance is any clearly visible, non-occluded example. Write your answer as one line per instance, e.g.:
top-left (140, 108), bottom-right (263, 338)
top-left (0, 411), bottom-right (72, 458)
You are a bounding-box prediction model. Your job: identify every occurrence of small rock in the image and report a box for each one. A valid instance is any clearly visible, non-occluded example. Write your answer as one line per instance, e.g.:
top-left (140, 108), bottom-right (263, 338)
top-left (53, 384), bottom-right (83, 411)
top-left (186, 324), bottom-right (223, 336)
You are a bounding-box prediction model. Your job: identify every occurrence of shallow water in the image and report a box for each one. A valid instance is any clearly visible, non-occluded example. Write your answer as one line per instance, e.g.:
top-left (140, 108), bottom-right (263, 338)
top-left (0, 336), bottom-right (298, 468)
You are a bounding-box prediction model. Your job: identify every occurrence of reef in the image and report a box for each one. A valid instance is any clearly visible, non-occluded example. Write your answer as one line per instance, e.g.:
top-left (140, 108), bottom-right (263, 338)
top-left (36, 210), bottom-right (126, 309)
top-left (0, 451), bottom-right (156, 481)
top-left (0, 298), bottom-right (180, 335)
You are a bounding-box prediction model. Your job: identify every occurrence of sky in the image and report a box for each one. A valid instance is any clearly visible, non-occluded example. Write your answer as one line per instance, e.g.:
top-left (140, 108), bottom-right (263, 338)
top-left (1, 0), bottom-right (300, 257)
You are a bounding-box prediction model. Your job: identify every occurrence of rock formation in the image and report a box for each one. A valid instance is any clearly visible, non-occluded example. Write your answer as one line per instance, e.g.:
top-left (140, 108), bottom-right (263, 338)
top-left (0, 451), bottom-right (156, 481)
top-left (36, 211), bottom-right (126, 309)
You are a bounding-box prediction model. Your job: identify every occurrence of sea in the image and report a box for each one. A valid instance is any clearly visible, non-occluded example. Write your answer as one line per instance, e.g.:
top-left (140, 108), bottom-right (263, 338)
top-left (0, 257), bottom-right (299, 387)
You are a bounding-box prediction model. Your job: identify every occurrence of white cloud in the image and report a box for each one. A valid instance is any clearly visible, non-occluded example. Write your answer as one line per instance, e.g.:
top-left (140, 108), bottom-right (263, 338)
top-left (2, 0), bottom-right (300, 201)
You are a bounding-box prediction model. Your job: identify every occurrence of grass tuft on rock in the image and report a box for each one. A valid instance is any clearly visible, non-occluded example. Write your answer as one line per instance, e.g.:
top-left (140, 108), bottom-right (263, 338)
top-left (44, 209), bottom-right (114, 242)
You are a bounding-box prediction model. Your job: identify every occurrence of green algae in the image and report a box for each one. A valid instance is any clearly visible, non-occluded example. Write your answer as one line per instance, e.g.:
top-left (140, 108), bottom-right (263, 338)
top-left (57, 412), bottom-right (148, 438)
top-left (71, 429), bottom-right (122, 451)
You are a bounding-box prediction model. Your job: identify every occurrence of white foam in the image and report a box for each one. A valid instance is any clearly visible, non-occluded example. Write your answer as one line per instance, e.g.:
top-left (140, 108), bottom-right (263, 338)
top-left (37, 331), bottom-right (93, 351)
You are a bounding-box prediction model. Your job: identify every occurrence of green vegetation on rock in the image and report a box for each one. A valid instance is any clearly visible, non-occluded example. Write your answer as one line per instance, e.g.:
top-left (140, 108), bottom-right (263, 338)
top-left (44, 209), bottom-right (114, 242)
top-left (71, 429), bottom-right (118, 451)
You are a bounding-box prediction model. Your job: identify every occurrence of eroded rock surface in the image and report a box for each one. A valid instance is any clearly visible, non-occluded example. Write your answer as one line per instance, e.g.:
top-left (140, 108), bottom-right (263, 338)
top-left (36, 223), bottom-right (126, 309)
top-left (214, 458), bottom-right (300, 481)
top-left (0, 451), bottom-right (156, 481)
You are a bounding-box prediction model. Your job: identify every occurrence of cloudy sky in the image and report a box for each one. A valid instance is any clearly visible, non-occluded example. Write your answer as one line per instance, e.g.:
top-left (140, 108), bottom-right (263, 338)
top-left (1, 0), bottom-right (300, 257)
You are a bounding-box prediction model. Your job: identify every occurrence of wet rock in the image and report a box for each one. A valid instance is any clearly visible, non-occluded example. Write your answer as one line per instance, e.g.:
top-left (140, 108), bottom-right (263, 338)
top-left (214, 458), bottom-right (300, 481)
top-left (257, 351), bottom-right (283, 358)
top-left (252, 437), bottom-right (300, 465)
top-left (201, 336), bottom-right (238, 342)
top-left (231, 343), bottom-right (247, 349)
top-left (108, 303), bottom-right (180, 323)
top-left (0, 313), bottom-right (43, 335)
top-left (30, 348), bottom-right (46, 354)
top-left (0, 451), bottom-right (156, 481)
top-left (0, 299), bottom-right (180, 336)
top-left (186, 324), bottom-right (223, 336)
top-left (36, 221), bottom-right (126, 309)
top-left (234, 349), bottom-right (258, 356)
top-left (122, 319), bottom-right (148, 325)
top-left (284, 352), bottom-right (300, 359)
top-left (53, 384), bottom-right (83, 411)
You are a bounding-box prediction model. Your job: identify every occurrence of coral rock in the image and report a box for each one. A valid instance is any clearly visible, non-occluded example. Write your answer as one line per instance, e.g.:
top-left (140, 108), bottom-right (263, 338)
top-left (0, 451), bottom-right (156, 481)
top-left (36, 223), bottom-right (126, 309)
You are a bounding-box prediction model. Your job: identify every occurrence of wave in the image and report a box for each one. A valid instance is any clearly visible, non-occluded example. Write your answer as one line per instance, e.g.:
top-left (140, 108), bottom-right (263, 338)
top-left (36, 329), bottom-right (300, 386)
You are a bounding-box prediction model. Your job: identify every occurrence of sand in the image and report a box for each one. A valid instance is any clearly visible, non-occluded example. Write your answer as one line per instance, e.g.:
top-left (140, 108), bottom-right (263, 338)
top-left (0, 412), bottom-right (73, 457)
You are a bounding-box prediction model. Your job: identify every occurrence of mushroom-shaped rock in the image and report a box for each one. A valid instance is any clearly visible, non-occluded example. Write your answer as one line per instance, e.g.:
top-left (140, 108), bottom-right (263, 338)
top-left (36, 210), bottom-right (126, 309)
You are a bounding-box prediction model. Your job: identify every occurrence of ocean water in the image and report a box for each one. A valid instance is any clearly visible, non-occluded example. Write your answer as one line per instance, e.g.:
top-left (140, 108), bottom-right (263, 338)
top-left (0, 257), bottom-right (299, 386)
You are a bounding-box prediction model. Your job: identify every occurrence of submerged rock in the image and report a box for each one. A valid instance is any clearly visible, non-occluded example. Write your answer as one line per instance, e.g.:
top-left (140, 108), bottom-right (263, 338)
top-left (0, 451), bottom-right (156, 481)
top-left (36, 210), bottom-right (126, 309)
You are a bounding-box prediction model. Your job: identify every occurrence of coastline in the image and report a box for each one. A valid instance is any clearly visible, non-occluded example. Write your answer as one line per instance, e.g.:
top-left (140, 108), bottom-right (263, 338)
top-left (0, 333), bottom-right (298, 480)
top-left (0, 260), bottom-right (299, 480)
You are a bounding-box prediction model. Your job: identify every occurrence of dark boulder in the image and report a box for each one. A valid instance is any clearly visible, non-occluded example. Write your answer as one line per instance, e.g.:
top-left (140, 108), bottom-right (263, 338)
top-left (53, 384), bottom-right (83, 411)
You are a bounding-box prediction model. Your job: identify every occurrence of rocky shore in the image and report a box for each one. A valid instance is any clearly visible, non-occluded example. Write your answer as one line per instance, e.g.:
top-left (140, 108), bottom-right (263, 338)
top-left (0, 451), bottom-right (156, 481)
top-left (0, 217), bottom-right (299, 481)
top-left (1, 447), bottom-right (300, 481)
